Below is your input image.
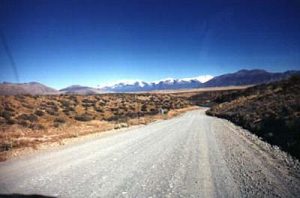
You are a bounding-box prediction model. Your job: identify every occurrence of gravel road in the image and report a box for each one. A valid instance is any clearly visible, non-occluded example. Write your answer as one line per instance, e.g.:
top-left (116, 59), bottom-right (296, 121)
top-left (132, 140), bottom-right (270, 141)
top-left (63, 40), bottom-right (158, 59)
top-left (0, 109), bottom-right (300, 197)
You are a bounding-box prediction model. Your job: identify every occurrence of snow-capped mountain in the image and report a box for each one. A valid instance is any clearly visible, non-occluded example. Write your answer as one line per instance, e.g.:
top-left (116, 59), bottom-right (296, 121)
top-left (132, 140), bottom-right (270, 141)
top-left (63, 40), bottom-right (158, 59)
top-left (56, 69), bottom-right (300, 94)
top-left (99, 70), bottom-right (300, 93)
top-left (100, 75), bottom-right (213, 92)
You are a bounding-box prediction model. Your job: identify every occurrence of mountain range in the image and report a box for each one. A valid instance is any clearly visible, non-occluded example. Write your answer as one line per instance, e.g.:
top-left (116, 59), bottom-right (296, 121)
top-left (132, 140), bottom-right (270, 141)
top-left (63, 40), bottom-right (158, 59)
top-left (99, 69), bottom-right (299, 93)
top-left (0, 69), bottom-right (299, 95)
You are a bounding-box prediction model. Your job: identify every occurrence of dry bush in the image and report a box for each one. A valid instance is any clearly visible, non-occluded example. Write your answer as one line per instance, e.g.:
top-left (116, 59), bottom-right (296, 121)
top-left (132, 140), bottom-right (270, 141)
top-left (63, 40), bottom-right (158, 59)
top-left (18, 120), bottom-right (30, 127)
top-left (54, 117), bottom-right (66, 123)
top-left (53, 117), bottom-right (66, 127)
top-left (34, 110), bottom-right (44, 117)
top-left (46, 108), bottom-right (59, 116)
top-left (46, 101), bottom-right (55, 105)
top-left (75, 114), bottom-right (93, 122)
top-left (17, 114), bottom-right (38, 122)
top-left (1, 110), bottom-right (13, 120)
top-left (61, 100), bottom-right (71, 106)
top-left (94, 106), bottom-right (103, 112)
top-left (30, 123), bottom-right (45, 130)
top-left (141, 104), bottom-right (147, 112)
top-left (6, 118), bottom-right (17, 125)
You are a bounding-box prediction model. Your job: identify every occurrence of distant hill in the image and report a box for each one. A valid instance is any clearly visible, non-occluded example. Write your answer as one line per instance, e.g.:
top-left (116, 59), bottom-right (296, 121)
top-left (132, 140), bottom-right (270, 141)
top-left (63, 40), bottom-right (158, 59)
top-left (207, 75), bottom-right (300, 159)
top-left (0, 82), bottom-right (59, 95)
top-left (204, 69), bottom-right (300, 87)
top-left (59, 85), bottom-right (102, 95)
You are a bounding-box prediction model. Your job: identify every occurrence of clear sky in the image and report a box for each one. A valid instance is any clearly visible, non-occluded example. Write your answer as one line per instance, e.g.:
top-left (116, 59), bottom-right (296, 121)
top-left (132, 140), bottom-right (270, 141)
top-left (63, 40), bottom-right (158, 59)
top-left (0, 0), bottom-right (299, 89)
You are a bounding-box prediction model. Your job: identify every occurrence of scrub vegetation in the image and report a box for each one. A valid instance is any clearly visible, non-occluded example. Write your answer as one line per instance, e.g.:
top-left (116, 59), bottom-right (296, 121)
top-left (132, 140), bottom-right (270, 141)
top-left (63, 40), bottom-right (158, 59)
top-left (207, 76), bottom-right (300, 159)
top-left (0, 93), bottom-right (193, 159)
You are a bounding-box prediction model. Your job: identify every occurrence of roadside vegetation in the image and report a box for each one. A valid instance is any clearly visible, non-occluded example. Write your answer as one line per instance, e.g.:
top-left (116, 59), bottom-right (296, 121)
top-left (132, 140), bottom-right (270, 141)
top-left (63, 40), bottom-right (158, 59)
top-left (207, 76), bottom-right (300, 159)
top-left (0, 87), bottom-right (251, 161)
top-left (0, 93), bottom-right (192, 160)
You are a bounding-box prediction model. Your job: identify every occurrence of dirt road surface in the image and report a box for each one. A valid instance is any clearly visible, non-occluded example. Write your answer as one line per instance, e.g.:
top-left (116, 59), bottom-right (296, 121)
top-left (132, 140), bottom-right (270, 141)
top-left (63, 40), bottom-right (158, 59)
top-left (0, 109), bottom-right (299, 197)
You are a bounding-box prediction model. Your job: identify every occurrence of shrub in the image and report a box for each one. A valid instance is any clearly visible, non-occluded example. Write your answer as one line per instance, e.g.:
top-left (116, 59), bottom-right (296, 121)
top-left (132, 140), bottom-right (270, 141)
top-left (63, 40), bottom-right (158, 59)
top-left (0, 117), bottom-right (6, 124)
top-left (18, 120), bottom-right (30, 127)
top-left (1, 110), bottom-right (12, 120)
top-left (95, 107), bottom-right (103, 112)
top-left (62, 109), bottom-right (70, 115)
top-left (82, 98), bottom-right (95, 103)
top-left (54, 117), bottom-right (66, 123)
top-left (149, 108), bottom-right (158, 115)
top-left (46, 101), bottom-right (56, 106)
top-left (7, 118), bottom-right (17, 125)
top-left (62, 106), bottom-right (75, 115)
top-left (68, 95), bottom-right (77, 101)
top-left (46, 109), bottom-right (59, 116)
top-left (34, 110), bottom-right (44, 116)
top-left (105, 115), bottom-right (119, 122)
top-left (82, 103), bottom-right (93, 108)
top-left (60, 100), bottom-right (71, 107)
top-left (4, 106), bottom-right (14, 112)
top-left (0, 142), bottom-right (13, 152)
top-left (75, 114), bottom-right (93, 122)
top-left (141, 104), bottom-right (147, 112)
top-left (125, 112), bottom-right (135, 118)
top-left (17, 114), bottom-right (38, 122)
top-left (98, 100), bottom-right (106, 106)
top-left (53, 117), bottom-right (66, 127)
top-left (30, 123), bottom-right (45, 130)
top-left (66, 106), bottom-right (75, 111)
top-left (27, 114), bottom-right (38, 122)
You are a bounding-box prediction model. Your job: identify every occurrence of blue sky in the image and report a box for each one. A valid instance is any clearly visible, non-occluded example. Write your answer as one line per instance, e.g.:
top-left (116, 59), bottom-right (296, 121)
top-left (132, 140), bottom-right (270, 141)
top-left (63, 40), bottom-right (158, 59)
top-left (0, 0), bottom-right (299, 89)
